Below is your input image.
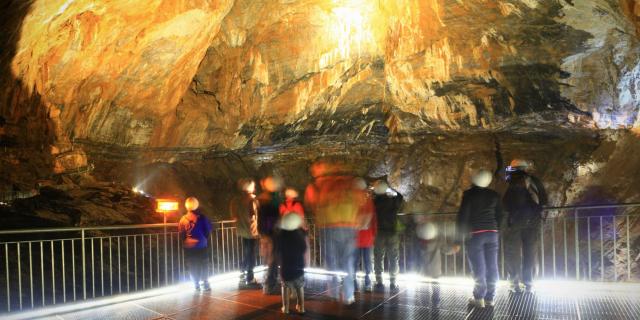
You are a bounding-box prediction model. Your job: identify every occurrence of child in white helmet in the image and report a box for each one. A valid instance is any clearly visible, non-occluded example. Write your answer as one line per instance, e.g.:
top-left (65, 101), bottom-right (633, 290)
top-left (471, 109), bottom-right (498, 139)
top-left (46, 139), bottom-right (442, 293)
top-left (277, 213), bottom-right (307, 314)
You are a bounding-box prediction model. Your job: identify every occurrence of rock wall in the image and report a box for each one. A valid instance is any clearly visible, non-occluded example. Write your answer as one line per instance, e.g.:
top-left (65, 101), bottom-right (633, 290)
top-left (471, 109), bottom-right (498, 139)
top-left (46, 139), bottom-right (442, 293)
top-left (1, 0), bottom-right (639, 225)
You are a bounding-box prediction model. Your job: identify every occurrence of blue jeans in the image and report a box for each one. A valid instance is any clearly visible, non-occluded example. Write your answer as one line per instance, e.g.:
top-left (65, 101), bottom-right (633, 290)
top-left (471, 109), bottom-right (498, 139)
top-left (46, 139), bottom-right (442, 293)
top-left (467, 232), bottom-right (499, 301)
top-left (354, 247), bottom-right (372, 285)
top-left (320, 228), bottom-right (356, 302)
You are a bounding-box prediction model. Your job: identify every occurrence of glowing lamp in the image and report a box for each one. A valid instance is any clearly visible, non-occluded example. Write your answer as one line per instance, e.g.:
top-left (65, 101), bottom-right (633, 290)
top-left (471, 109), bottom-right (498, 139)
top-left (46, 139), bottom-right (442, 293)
top-left (156, 199), bottom-right (179, 213)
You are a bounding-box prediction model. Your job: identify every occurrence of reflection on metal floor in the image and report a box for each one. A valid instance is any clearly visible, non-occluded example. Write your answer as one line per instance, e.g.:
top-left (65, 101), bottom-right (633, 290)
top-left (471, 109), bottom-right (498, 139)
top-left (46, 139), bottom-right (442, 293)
top-left (7, 273), bottom-right (640, 320)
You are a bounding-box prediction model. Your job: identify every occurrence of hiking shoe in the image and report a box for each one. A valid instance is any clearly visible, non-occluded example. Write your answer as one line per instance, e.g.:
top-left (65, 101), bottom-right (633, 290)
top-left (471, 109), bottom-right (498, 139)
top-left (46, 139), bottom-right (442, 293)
top-left (525, 286), bottom-right (535, 294)
top-left (374, 283), bottom-right (385, 292)
top-left (485, 300), bottom-right (495, 307)
top-left (469, 298), bottom-right (485, 308)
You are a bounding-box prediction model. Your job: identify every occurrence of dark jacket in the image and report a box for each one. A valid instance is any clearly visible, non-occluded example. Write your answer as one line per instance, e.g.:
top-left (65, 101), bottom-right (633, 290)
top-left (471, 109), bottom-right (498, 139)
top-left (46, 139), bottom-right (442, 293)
top-left (456, 186), bottom-right (503, 240)
top-left (503, 170), bottom-right (547, 225)
top-left (374, 192), bottom-right (404, 235)
top-left (257, 191), bottom-right (282, 236)
top-left (277, 229), bottom-right (307, 281)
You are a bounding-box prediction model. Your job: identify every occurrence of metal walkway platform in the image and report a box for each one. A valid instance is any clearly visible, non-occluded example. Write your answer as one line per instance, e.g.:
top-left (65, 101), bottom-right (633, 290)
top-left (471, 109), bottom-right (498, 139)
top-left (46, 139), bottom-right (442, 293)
top-left (6, 273), bottom-right (640, 320)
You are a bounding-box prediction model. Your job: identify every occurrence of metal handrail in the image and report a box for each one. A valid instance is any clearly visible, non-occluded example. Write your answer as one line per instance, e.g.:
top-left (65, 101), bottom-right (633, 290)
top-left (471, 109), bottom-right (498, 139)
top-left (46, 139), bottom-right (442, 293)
top-left (0, 220), bottom-right (238, 235)
top-left (397, 202), bottom-right (640, 217)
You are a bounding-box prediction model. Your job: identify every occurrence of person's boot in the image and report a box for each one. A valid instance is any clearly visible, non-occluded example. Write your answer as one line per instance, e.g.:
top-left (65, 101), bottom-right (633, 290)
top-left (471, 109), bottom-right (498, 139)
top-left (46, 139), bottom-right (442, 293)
top-left (389, 279), bottom-right (399, 291)
top-left (364, 275), bottom-right (372, 292)
top-left (202, 281), bottom-right (211, 292)
top-left (524, 285), bottom-right (535, 294)
top-left (374, 275), bottom-right (384, 291)
top-left (510, 281), bottom-right (523, 294)
top-left (469, 298), bottom-right (485, 308)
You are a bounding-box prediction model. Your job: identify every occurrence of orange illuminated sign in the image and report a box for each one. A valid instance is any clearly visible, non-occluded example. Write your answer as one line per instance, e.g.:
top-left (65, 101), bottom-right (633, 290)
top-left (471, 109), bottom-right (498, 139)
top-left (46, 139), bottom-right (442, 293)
top-left (156, 199), bottom-right (179, 213)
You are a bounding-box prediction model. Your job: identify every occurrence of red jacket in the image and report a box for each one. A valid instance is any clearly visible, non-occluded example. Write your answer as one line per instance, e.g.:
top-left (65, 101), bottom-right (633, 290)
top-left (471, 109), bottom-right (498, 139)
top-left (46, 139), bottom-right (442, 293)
top-left (356, 198), bottom-right (376, 248)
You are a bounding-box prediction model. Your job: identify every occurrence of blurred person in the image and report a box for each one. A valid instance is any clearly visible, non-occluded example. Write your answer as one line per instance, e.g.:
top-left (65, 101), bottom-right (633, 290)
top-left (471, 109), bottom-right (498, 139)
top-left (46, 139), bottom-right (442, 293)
top-left (304, 161), bottom-right (366, 305)
top-left (353, 178), bottom-right (376, 292)
top-left (503, 159), bottom-right (547, 294)
top-left (280, 187), bottom-right (305, 225)
top-left (277, 213), bottom-right (307, 314)
top-left (280, 187), bottom-right (310, 265)
top-left (455, 169), bottom-right (504, 308)
top-left (257, 175), bottom-right (284, 294)
top-left (230, 178), bottom-right (259, 286)
top-left (178, 197), bottom-right (213, 291)
top-left (416, 218), bottom-right (443, 279)
top-left (372, 180), bottom-right (404, 291)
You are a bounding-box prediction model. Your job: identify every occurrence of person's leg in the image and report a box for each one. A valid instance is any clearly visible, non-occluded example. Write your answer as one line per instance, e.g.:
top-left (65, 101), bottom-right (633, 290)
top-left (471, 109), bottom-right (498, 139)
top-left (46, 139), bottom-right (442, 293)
top-left (522, 225), bottom-right (539, 290)
top-left (281, 283), bottom-right (290, 313)
top-left (295, 284), bottom-right (305, 313)
top-left (199, 248), bottom-right (211, 290)
top-left (338, 228), bottom-right (356, 303)
top-left (322, 228), bottom-right (340, 300)
top-left (363, 247), bottom-right (372, 288)
top-left (374, 234), bottom-right (386, 285)
top-left (484, 233), bottom-right (500, 304)
top-left (246, 238), bottom-right (256, 281)
top-left (388, 234), bottom-right (400, 288)
top-left (353, 248), bottom-right (361, 291)
top-left (504, 225), bottom-right (523, 290)
top-left (184, 249), bottom-right (199, 290)
top-left (467, 234), bottom-right (487, 301)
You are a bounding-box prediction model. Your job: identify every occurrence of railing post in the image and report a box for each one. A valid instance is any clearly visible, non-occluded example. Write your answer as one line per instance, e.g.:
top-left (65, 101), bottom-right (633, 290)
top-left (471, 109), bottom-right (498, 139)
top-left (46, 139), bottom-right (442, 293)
top-left (574, 209), bottom-right (580, 280)
top-left (164, 214), bottom-right (168, 286)
top-left (81, 229), bottom-right (86, 300)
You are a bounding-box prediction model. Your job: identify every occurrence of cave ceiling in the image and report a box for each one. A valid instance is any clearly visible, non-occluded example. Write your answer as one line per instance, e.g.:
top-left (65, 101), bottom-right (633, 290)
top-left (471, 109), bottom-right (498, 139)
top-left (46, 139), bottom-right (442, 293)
top-left (1, 0), bottom-right (638, 154)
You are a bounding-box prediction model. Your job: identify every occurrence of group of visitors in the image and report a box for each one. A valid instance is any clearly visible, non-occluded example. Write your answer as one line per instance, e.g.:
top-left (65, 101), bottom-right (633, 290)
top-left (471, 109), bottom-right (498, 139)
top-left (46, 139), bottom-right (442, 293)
top-left (176, 157), bottom-right (547, 311)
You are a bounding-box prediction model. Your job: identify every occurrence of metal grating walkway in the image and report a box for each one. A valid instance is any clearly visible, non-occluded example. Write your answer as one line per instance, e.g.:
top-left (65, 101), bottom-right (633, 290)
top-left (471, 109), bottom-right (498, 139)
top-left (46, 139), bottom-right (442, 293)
top-left (5, 273), bottom-right (640, 320)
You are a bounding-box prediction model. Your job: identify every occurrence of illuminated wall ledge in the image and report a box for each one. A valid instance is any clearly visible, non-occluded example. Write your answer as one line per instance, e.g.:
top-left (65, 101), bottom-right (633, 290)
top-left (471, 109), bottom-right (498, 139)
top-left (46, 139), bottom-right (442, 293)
top-left (5, 267), bottom-right (639, 320)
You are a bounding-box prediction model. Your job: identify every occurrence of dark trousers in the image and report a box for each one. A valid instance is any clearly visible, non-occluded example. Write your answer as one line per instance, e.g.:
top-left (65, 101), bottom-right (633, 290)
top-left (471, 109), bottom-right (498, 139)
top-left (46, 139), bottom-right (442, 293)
top-left (354, 247), bottom-right (373, 284)
top-left (467, 232), bottom-right (499, 301)
top-left (241, 238), bottom-right (257, 281)
top-left (260, 235), bottom-right (278, 288)
top-left (505, 222), bottom-right (540, 287)
top-left (185, 247), bottom-right (209, 286)
top-left (374, 233), bottom-right (400, 282)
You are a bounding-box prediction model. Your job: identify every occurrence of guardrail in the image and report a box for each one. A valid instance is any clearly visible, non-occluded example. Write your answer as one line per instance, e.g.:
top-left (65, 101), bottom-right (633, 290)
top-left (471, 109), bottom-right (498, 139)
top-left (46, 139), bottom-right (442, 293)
top-left (391, 203), bottom-right (640, 282)
top-left (0, 220), bottom-right (246, 313)
top-left (1, 203), bottom-right (639, 314)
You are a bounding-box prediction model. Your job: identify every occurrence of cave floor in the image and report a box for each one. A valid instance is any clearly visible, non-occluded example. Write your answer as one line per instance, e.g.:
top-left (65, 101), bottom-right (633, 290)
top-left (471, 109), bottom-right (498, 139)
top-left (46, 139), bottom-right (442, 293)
top-left (10, 273), bottom-right (640, 320)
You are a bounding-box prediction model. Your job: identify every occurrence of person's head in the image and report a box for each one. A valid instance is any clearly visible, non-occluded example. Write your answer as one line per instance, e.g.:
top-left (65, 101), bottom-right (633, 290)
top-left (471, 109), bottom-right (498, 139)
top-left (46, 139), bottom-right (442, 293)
top-left (284, 187), bottom-right (299, 200)
top-left (353, 177), bottom-right (367, 191)
top-left (238, 178), bottom-right (256, 194)
top-left (510, 159), bottom-right (531, 172)
top-left (261, 176), bottom-right (283, 193)
top-left (280, 213), bottom-right (303, 231)
top-left (472, 169), bottom-right (493, 188)
top-left (185, 197), bottom-right (199, 212)
top-left (373, 180), bottom-right (389, 195)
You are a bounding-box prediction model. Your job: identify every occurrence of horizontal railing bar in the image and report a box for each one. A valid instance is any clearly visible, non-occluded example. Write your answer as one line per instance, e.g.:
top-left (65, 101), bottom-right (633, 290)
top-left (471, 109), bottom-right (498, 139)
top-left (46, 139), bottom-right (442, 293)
top-left (398, 202), bottom-right (640, 217)
top-left (0, 220), bottom-right (237, 235)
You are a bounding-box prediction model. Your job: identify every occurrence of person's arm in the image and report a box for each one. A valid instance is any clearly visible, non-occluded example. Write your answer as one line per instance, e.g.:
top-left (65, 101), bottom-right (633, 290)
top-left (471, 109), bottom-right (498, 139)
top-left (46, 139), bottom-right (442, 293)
top-left (532, 176), bottom-right (548, 206)
top-left (456, 192), bottom-right (471, 243)
top-left (177, 219), bottom-right (186, 241)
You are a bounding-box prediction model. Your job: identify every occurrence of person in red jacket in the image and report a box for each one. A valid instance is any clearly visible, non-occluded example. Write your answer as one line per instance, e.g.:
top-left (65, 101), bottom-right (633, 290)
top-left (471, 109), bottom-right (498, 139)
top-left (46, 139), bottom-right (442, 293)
top-left (353, 178), bottom-right (376, 292)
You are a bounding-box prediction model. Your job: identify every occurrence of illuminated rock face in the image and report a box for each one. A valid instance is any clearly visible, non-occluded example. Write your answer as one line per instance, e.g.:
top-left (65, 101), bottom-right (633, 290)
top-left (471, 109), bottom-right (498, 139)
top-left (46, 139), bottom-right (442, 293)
top-left (1, 0), bottom-right (640, 221)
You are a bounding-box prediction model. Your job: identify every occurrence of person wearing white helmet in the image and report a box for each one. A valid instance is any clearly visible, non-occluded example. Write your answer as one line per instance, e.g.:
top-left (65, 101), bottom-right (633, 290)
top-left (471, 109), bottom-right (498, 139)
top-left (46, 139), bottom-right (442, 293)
top-left (503, 159), bottom-right (548, 294)
top-left (276, 213), bottom-right (307, 314)
top-left (230, 179), bottom-right (259, 287)
top-left (454, 169), bottom-right (504, 309)
top-left (372, 179), bottom-right (404, 291)
top-left (178, 197), bottom-right (213, 291)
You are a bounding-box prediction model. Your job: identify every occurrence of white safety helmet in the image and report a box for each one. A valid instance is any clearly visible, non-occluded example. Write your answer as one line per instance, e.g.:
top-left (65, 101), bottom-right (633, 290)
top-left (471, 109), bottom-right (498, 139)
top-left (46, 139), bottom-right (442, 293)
top-left (471, 170), bottom-right (493, 188)
top-left (284, 187), bottom-right (299, 199)
top-left (373, 181), bottom-right (389, 195)
top-left (416, 222), bottom-right (438, 240)
top-left (280, 213), bottom-right (303, 231)
top-left (185, 197), bottom-right (199, 211)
